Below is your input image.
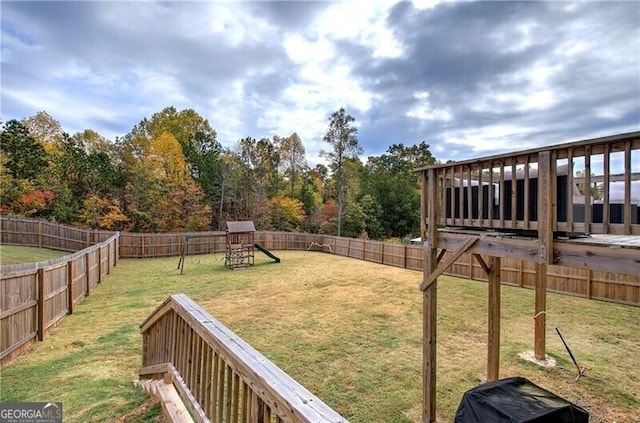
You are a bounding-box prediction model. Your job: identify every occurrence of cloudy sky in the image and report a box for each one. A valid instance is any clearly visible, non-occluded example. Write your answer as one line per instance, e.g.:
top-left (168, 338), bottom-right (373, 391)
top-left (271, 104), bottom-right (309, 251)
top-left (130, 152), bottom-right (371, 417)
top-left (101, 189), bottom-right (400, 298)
top-left (2, 0), bottom-right (639, 165)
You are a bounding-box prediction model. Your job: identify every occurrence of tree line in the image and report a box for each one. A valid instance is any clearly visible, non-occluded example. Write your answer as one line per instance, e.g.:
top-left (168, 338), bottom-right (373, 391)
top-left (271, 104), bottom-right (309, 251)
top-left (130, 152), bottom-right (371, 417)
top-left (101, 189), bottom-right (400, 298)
top-left (0, 107), bottom-right (437, 240)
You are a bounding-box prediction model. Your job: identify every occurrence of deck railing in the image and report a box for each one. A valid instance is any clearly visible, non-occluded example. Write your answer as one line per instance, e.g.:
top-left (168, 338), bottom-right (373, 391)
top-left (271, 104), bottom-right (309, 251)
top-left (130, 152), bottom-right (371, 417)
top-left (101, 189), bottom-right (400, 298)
top-left (417, 131), bottom-right (640, 235)
top-left (139, 294), bottom-right (347, 423)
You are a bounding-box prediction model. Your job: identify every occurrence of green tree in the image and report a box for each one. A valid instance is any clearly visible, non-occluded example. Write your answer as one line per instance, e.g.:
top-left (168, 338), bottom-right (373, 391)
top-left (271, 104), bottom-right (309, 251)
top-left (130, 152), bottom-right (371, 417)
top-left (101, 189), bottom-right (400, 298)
top-left (320, 108), bottom-right (362, 236)
top-left (0, 120), bottom-right (48, 180)
top-left (363, 141), bottom-right (436, 238)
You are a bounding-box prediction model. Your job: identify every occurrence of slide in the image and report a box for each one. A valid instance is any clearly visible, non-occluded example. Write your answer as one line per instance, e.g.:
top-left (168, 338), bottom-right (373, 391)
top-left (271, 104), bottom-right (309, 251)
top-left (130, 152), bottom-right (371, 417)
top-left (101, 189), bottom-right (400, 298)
top-left (254, 243), bottom-right (281, 263)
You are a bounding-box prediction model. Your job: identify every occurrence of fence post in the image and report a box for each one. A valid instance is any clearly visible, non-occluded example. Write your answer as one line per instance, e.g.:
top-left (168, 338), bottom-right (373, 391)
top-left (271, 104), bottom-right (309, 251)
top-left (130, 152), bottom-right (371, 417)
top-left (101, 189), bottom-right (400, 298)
top-left (38, 221), bottom-right (43, 248)
top-left (404, 245), bottom-right (408, 269)
top-left (67, 260), bottom-right (74, 315)
top-left (86, 252), bottom-right (91, 297)
top-left (98, 247), bottom-right (102, 283)
top-left (37, 268), bottom-right (45, 341)
top-left (518, 260), bottom-right (524, 287)
top-left (586, 269), bottom-right (592, 299)
top-left (106, 243), bottom-right (111, 275)
top-left (381, 242), bottom-right (385, 265)
top-left (115, 234), bottom-right (119, 266)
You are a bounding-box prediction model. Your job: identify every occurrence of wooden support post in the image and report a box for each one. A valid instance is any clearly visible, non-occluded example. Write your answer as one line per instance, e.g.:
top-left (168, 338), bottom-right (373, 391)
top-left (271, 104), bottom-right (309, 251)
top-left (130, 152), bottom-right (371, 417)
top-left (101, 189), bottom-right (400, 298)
top-left (37, 268), bottom-right (45, 341)
top-left (535, 150), bottom-right (554, 361)
top-left (422, 168), bottom-right (438, 422)
top-left (67, 261), bottom-right (74, 315)
top-left (38, 221), bottom-right (43, 248)
top-left (534, 262), bottom-right (547, 360)
top-left (487, 256), bottom-right (501, 381)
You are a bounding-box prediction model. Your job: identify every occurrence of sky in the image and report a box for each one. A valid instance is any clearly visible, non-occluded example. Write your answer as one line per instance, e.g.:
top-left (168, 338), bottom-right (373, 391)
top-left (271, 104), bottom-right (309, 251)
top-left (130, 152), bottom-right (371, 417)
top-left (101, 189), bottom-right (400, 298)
top-left (1, 0), bottom-right (639, 166)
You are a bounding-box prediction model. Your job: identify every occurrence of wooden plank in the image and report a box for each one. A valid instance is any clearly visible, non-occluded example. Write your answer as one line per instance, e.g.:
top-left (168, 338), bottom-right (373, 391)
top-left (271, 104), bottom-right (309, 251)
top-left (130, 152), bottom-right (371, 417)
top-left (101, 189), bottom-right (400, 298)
top-left (584, 146), bottom-right (592, 233)
top-left (511, 162), bottom-right (517, 229)
top-left (537, 151), bottom-right (554, 264)
top-left (423, 168), bottom-right (438, 423)
top-left (165, 365), bottom-right (208, 423)
top-left (553, 242), bottom-right (640, 277)
top-left (37, 268), bottom-right (45, 341)
top-left (624, 141), bottom-right (632, 234)
top-left (602, 143), bottom-right (610, 233)
top-left (487, 256), bottom-right (501, 381)
top-left (67, 261), bottom-right (74, 314)
top-left (420, 236), bottom-right (479, 291)
top-left (534, 262), bottom-right (547, 360)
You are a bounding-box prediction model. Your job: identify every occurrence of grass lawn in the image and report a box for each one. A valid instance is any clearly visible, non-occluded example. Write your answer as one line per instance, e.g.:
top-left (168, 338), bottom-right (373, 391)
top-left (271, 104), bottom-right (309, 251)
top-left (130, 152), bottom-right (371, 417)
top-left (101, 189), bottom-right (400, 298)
top-left (0, 245), bottom-right (67, 265)
top-left (1, 250), bottom-right (638, 422)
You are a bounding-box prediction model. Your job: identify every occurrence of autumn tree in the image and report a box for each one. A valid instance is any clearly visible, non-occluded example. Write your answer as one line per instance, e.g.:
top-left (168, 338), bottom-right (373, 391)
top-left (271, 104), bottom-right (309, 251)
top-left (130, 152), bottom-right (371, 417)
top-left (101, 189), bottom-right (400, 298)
top-left (116, 110), bottom-right (214, 232)
top-left (262, 196), bottom-right (306, 232)
top-left (320, 108), bottom-right (362, 236)
top-left (77, 195), bottom-right (128, 230)
top-left (279, 132), bottom-right (306, 198)
top-left (22, 111), bottom-right (63, 146)
top-left (122, 106), bottom-right (223, 227)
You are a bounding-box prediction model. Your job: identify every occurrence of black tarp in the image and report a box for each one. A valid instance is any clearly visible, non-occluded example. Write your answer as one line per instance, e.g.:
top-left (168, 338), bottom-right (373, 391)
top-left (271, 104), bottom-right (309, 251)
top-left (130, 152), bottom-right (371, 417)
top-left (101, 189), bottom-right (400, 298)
top-left (455, 377), bottom-right (589, 423)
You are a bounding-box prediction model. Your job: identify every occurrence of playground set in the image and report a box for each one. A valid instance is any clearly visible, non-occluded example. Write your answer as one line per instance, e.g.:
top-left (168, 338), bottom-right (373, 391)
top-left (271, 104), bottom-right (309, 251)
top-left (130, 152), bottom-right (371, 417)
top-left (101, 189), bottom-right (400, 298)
top-left (176, 221), bottom-right (280, 273)
top-left (224, 221), bottom-right (280, 270)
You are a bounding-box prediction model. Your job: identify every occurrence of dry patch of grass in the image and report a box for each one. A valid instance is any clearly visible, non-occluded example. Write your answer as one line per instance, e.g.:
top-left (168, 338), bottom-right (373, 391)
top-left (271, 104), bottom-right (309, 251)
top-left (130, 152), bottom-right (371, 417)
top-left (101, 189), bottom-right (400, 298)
top-left (1, 251), bottom-right (638, 422)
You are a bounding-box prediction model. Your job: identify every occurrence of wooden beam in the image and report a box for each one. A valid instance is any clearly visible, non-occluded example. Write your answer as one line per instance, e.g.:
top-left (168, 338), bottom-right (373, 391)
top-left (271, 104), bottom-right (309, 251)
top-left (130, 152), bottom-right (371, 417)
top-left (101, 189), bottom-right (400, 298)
top-left (473, 254), bottom-right (490, 276)
top-left (423, 168), bottom-right (438, 423)
top-left (537, 151), bottom-right (554, 265)
top-left (487, 256), bottom-right (501, 381)
top-left (434, 231), bottom-right (639, 277)
top-left (420, 236), bottom-right (479, 291)
top-left (553, 242), bottom-right (640, 277)
top-left (436, 232), bottom-right (541, 263)
top-left (534, 262), bottom-right (547, 360)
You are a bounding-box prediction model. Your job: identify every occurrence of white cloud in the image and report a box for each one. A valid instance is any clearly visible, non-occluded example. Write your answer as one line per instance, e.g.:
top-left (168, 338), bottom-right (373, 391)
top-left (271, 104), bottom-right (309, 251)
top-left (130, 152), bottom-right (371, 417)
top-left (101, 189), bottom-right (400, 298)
top-left (284, 34), bottom-right (335, 64)
top-left (440, 123), bottom-right (539, 156)
top-left (310, 1), bottom-right (404, 58)
top-left (471, 61), bottom-right (563, 113)
top-left (407, 92), bottom-right (452, 121)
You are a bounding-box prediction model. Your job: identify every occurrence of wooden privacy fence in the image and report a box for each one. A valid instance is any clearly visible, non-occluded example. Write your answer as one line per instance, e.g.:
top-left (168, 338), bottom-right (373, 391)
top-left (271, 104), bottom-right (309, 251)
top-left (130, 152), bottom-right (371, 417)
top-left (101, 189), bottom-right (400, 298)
top-left (139, 294), bottom-right (347, 423)
top-left (2, 217), bottom-right (637, 315)
top-left (1, 216), bottom-right (117, 251)
top-left (0, 227), bottom-right (119, 365)
top-left (117, 231), bottom-right (640, 306)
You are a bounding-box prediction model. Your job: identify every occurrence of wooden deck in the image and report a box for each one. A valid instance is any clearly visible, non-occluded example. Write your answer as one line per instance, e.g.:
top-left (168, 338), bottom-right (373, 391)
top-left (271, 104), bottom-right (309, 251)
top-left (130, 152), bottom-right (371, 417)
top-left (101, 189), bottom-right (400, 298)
top-left (418, 131), bottom-right (640, 422)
